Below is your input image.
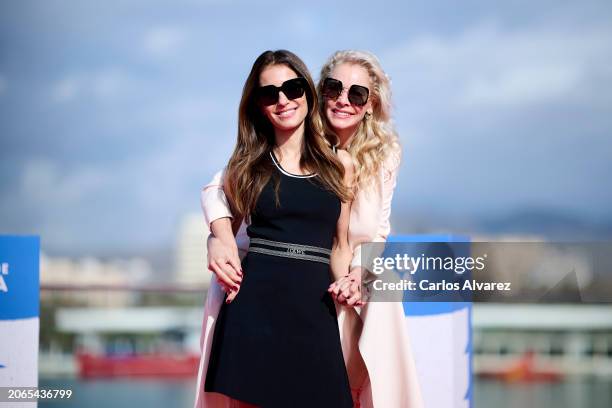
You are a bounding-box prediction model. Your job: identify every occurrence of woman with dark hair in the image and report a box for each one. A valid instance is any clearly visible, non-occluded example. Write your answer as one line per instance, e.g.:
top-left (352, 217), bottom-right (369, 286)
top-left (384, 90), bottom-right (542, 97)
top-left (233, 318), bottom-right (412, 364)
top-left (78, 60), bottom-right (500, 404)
top-left (197, 50), bottom-right (354, 408)
top-left (196, 50), bottom-right (424, 408)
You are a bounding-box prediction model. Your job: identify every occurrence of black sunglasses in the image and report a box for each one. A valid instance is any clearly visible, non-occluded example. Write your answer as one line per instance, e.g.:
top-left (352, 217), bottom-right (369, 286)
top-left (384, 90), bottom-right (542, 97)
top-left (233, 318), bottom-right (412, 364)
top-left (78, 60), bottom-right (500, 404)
top-left (256, 77), bottom-right (309, 106)
top-left (321, 78), bottom-right (369, 106)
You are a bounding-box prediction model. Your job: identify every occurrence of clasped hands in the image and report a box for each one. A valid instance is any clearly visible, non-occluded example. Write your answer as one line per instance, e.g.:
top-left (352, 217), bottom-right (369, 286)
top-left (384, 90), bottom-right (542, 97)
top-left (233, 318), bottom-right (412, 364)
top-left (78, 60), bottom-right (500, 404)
top-left (327, 266), bottom-right (365, 306)
top-left (327, 266), bottom-right (365, 307)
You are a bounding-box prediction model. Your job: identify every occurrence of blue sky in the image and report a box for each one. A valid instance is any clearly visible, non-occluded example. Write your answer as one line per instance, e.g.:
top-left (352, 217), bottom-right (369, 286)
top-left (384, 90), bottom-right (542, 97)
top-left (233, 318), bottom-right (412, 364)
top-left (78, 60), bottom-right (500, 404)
top-left (1, 1), bottom-right (611, 254)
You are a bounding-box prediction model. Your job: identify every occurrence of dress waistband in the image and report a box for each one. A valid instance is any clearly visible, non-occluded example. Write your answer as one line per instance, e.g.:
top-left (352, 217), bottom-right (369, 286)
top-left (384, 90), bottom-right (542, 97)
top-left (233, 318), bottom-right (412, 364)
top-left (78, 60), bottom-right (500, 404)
top-left (248, 238), bottom-right (331, 265)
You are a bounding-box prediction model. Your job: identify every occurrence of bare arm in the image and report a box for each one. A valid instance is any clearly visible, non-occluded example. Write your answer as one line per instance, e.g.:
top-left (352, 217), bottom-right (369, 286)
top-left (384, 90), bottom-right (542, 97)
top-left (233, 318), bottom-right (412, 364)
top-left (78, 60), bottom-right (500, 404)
top-left (328, 150), bottom-right (362, 306)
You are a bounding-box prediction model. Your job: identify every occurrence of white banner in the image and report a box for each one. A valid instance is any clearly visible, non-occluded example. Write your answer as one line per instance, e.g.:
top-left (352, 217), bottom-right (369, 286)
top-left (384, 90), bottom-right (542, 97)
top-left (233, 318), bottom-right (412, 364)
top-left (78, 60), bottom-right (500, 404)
top-left (0, 236), bottom-right (40, 408)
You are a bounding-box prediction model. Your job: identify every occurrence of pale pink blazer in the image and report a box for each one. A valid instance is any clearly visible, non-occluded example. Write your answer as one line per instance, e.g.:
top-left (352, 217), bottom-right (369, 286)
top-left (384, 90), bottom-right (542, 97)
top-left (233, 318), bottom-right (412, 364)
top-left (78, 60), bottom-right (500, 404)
top-left (194, 152), bottom-right (423, 408)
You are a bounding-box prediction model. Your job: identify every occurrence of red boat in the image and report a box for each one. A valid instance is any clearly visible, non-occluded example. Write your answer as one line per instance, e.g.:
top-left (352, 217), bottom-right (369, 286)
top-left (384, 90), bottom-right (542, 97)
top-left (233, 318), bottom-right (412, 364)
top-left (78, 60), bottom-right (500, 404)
top-left (478, 351), bottom-right (563, 383)
top-left (76, 351), bottom-right (200, 378)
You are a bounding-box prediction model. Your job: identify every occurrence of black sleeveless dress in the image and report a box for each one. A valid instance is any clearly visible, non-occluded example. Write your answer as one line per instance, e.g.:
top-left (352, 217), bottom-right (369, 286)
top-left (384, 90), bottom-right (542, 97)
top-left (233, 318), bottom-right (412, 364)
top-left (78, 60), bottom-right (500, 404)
top-left (204, 152), bottom-right (352, 408)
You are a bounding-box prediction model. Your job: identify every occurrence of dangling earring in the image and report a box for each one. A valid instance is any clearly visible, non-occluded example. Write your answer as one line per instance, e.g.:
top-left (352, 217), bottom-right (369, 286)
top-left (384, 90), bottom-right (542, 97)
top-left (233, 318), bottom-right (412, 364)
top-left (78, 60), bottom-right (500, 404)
top-left (365, 111), bottom-right (372, 120)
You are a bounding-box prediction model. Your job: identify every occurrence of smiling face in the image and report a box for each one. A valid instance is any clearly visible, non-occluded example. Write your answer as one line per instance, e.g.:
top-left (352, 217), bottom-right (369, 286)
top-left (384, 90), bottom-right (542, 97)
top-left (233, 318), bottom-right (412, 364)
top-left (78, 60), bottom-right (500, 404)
top-left (258, 64), bottom-right (308, 133)
top-left (324, 63), bottom-right (373, 140)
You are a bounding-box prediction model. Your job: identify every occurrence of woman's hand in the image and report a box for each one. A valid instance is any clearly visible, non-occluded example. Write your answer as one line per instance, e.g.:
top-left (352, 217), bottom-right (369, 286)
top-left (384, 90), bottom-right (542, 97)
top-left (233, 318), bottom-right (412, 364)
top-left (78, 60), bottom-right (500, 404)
top-left (207, 233), bottom-right (243, 303)
top-left (328, 266), bottom-right (365, 307)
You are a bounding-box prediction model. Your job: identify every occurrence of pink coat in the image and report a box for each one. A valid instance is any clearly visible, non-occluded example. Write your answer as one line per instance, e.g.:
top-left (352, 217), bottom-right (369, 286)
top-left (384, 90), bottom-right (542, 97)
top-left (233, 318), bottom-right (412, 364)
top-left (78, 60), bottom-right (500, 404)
top-left (194, 152), bottom-right (423, 408)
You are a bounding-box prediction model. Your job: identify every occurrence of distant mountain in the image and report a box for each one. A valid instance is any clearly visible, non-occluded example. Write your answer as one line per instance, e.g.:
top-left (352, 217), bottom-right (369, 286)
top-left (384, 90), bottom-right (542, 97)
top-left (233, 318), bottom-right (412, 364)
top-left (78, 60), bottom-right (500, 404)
top-left (391, 206), bottom-right (612, 240)
top-left (478, 207), bottom-right (612, 240)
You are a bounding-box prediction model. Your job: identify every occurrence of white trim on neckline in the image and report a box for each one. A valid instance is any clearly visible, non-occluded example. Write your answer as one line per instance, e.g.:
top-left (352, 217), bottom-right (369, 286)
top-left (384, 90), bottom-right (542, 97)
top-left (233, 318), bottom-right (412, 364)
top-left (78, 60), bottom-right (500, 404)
top-left (269, 151), bottom-right (318, 178)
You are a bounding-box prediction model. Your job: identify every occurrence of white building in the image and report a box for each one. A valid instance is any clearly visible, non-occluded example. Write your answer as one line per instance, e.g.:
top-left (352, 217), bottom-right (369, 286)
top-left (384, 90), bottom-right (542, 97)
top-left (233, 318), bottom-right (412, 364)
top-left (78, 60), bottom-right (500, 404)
top-left (40, 254), bottom-right (151, 307)
top-left (473, 303), bottom-right (612, 378)
top-left (174, 213), bottom-right (211, 286)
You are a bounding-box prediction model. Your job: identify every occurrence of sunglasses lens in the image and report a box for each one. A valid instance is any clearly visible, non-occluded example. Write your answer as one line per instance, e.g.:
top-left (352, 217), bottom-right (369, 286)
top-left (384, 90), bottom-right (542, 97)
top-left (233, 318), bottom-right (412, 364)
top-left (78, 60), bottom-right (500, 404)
top-left (348, 85), bottom-right (369, 106)
top-left (282, 78), bottom-right (306, 100)
top-left (322, 78), bottom-right (343, 99)
top-left (257, 86), bottom-right (279, 106)
top-left (257, 78), bottom-right (307, 105)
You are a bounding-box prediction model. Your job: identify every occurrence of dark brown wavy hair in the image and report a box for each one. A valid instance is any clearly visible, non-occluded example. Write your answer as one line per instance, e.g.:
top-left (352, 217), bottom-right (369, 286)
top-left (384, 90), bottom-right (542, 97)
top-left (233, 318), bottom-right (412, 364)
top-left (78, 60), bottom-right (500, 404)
top-left (223, 50), bottom-right (351, 227)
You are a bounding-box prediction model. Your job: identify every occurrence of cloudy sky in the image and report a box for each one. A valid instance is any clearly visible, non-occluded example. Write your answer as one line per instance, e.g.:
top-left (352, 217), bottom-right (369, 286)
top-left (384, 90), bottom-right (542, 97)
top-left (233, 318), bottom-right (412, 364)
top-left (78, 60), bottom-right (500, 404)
top-left (1, 0), bottom-right (611, 255)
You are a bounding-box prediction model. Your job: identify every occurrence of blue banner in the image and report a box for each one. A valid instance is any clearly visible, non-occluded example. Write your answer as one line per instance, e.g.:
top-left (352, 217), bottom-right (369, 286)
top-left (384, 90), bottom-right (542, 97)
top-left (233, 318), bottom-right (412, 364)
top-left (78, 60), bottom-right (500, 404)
top-left (391, 234), bottom-right (472, 408)
top-left (0, 235), bottom-right (40, 320)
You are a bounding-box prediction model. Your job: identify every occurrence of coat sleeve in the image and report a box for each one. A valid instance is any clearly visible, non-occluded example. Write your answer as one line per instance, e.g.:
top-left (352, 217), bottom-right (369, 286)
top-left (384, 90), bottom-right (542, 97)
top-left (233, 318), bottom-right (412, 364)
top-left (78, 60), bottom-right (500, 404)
top-left (200, 168), bottom-right (233, 228)
top-left (200, 168), bottom-right (250, 258)
top-left (350, 151), bottom-right (401, 269)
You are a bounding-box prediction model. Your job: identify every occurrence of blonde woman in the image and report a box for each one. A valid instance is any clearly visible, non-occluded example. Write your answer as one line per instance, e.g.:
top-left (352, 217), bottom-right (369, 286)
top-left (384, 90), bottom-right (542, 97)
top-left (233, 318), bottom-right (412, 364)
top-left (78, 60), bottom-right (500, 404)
top-left (196, 50), bottom-right (423, 408)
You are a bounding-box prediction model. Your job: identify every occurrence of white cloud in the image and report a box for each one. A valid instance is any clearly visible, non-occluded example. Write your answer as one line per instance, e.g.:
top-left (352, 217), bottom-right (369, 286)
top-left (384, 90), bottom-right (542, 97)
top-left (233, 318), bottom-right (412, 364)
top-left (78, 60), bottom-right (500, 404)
top-left (20, 159), bottom-right (111, 207)
top-left (51, 77), bottom-right (81, 102)
top-left (143, 26), bottom-right (186, 58)
top-left (383, 22), bottom-right (612, 110)
top-left (461, 62), bottom-right (582, 107)
top-left (91, 68), bottom-right (124, 98)
top-left (50, 68), bottom-right (127, 103)
top-left (379, 20), bottom-right (612, 215)
top-left (12, 123), bottom-right (231, 251)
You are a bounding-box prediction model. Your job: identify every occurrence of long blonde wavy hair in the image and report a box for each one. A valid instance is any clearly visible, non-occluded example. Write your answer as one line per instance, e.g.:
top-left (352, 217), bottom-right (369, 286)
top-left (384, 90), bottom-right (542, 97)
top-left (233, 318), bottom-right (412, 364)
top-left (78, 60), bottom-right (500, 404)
top-left (318, 50), bottom-right (401, 189)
